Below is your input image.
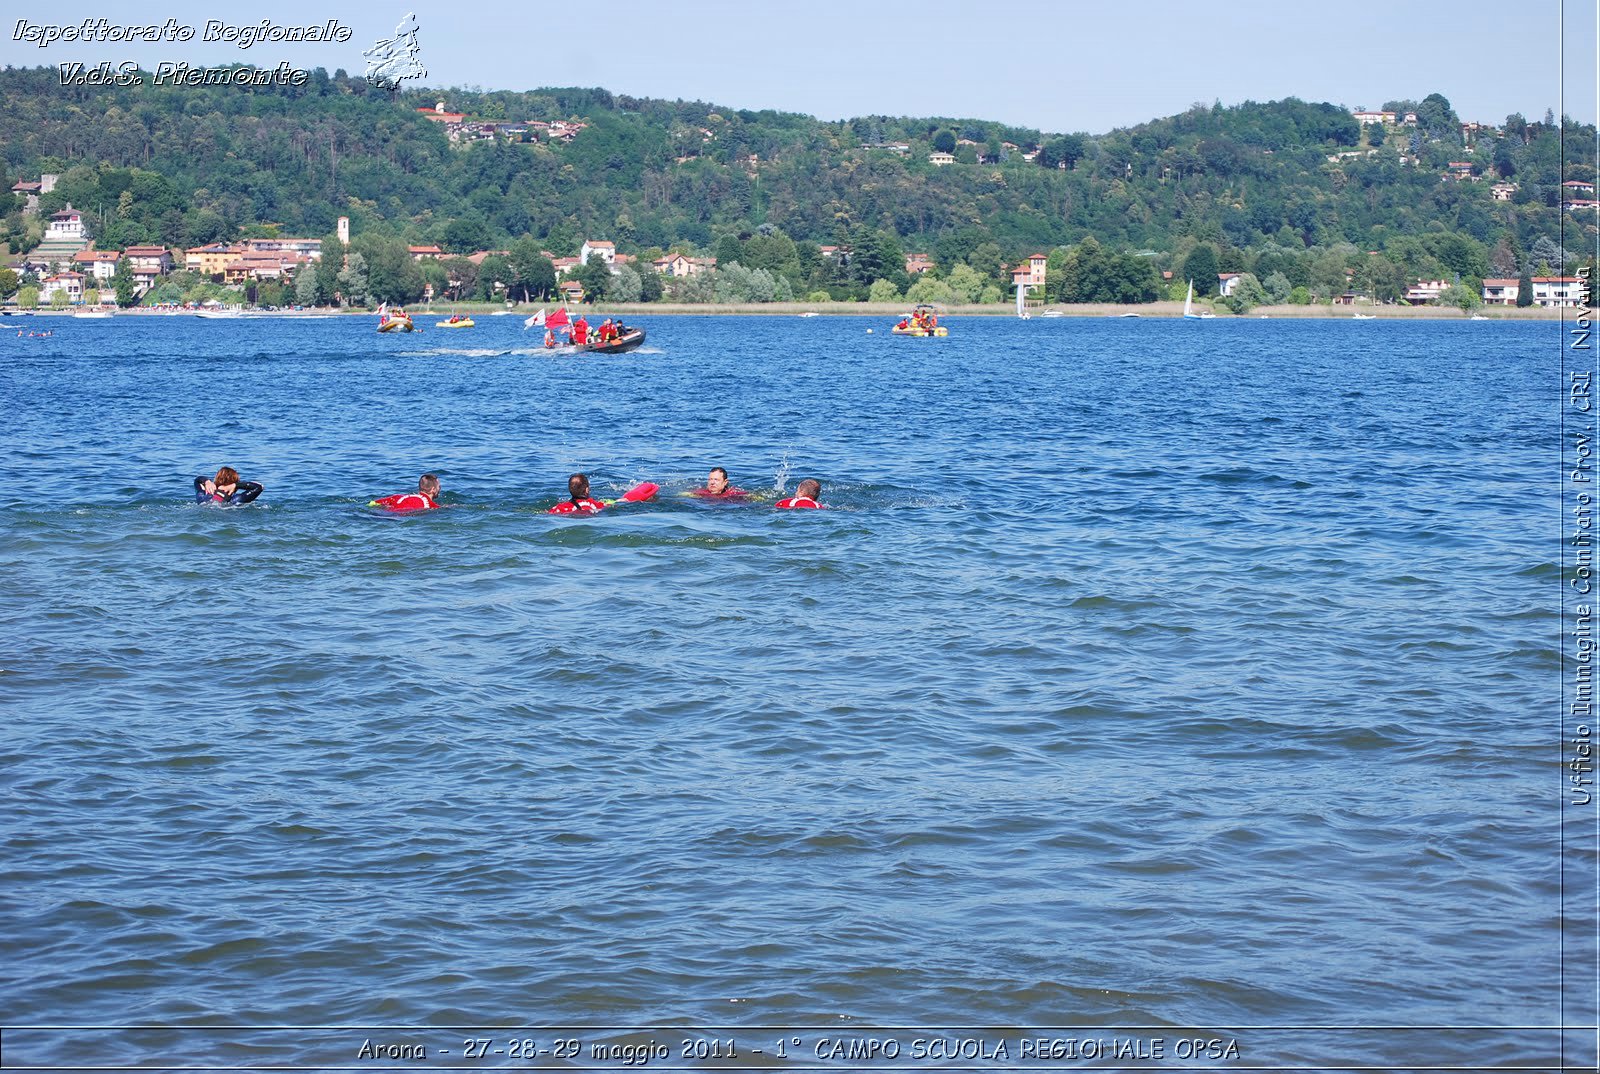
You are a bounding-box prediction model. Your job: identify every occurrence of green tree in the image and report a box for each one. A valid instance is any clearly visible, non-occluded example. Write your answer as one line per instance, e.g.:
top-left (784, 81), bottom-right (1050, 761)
top-left (337, 251), bottom-right (370, 307)
top-left (868, 277), bottom-right (901, 303)
top-left (1516, 264), bottom-right (1533, 308)
top-left (575, 253), bottom-right (612, 302)
top-left (0, 267), bottom-right (17, 297)
top-left (904, 276), bottom-right (955, 304)
top-left (295, 265), bottom-right (320, 307)
top-left (1181, 244), bottom-right (1219, 295)
top-left (610, 263), bottom-right (642, 303)
top-left (933, 130), bottom-right (956, 154)
top-left (50, 287), bottom-right (69, 308)
top-left (509, 236), bottom-right (554, 301)
top-left (1439, 282), bottom-right (1480, 311)
top-left (113, 256), bottom-right (136, 307)
top-left (1223, 273), bottom-right (1266, 314)
top-left (18, 285), bottom-right (38, 309)
top-left (636, 262), bottom-right (664, 302)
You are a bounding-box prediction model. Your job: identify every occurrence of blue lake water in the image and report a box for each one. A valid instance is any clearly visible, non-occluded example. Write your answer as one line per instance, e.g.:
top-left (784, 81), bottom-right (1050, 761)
top-left (0, 313), bottom-right (1575, 1067)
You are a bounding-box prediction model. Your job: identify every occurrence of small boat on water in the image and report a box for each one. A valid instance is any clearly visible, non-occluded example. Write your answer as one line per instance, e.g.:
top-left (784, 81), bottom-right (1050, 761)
top-left (578, 326), bottom-right (646, 354)
top-left (434, 315), bottom-right (475, 329)
top-left (74, 308), bottom-right (113, 319)
top-left (377, 307), bottom-right (417, 332)
top-left (892, 304), bottom-right (948, 337)
top-left (1182, 280), bottom-right (1214, 320)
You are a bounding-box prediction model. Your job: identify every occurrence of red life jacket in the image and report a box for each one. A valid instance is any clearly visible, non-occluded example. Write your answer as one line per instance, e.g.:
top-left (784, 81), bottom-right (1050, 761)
top-left (690, 486), bottom-right (749, 499)
top-left (372, 492), bottom-right (440, 512)
top-left (775, 496), bottom-right (821, 509)
top-left (548, 497), bottom-right (606, 514)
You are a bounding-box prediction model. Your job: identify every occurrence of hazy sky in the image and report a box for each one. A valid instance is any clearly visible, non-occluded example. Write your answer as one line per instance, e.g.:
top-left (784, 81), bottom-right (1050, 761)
top-left (4, 0), bottom-right (1596, 132)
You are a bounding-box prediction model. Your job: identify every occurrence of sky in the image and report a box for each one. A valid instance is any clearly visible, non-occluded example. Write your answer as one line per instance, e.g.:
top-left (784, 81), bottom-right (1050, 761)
top-left (3, 0), bottom-right (1596, 133)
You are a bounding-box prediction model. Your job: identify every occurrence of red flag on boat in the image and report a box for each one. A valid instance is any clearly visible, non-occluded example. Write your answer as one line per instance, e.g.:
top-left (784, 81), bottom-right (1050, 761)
top-left (546, 308), bottom-right (570, 328)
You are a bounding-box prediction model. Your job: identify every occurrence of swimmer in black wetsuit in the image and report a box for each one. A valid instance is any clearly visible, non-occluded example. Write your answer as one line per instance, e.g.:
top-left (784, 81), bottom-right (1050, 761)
top-left (194, 466), bottom-right (263, 505)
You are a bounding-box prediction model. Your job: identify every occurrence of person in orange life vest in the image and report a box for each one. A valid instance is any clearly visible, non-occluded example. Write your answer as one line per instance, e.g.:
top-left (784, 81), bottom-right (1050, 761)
top-left (370, 473), bottom-right (443, 512)
top-left (896, 318), bottom-right (909, 330)
top-left (548, 472), bottom-right (607, 514)
top-left (775, 478), bottom-right (823, 509)
top-left (597, 318), bottom-right (615, 343)
top-left (690, 467), bottom-right (749, 499)
top-left (570, 315), bottom-right (590, 345)
top-left (543, 328), bottom-right (557, 348)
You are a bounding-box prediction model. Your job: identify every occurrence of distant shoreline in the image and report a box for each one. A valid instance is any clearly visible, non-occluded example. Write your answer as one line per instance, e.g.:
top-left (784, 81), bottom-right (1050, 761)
top-left (8, 302), bottom-right (1571, 320)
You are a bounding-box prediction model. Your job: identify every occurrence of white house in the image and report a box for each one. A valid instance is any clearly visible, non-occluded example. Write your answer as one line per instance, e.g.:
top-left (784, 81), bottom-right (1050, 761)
top-left (40, 271), bottom-right (87, 303)
top-left (579, 239), bottom-right (615, 266)
top-left (1533, 277), bottom-right (1585, 307)
top-left (1405, 279), bottom-right (1451, 303)
top-left (46, 208), bottom-right (86, 241)
top-left (72, 249), bottom-right (121, 282)
top-left (1481, 278), bottom-right (1519, 305)
top-left (1218, 272), bottom-right (1243, 297)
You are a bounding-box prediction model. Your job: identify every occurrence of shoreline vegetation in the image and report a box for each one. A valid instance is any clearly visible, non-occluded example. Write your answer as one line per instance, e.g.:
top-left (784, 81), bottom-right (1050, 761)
top-left (19, 301), bottom-right (1570, 319)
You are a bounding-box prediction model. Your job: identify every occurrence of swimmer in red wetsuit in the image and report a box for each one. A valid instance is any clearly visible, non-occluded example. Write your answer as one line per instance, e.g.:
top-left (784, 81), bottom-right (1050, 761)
top-left (548, 472), bottom-right (607, 514)
top-left (775, 478), bottom-right (823, 509)
top-left (370, 473), bottom-right (443, 512)
top-left (689, 467), bottom-right (749, 500)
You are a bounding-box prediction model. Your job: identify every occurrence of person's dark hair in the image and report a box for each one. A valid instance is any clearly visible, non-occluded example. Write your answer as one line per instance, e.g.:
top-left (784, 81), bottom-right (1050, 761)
top-left (796, 478), bottom-right (821, 500)
top-left (568, 473), bottom-right (590, 499)
top-left (214, 466), bottom-right (239, 486)
top-left (710, 467), bottom-right (728, 482)
top-left (419, 473), bottom-right (440, 495)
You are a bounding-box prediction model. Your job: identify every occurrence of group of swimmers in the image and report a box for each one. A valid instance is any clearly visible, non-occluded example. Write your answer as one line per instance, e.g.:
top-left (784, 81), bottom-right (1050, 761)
top-left (193, 465), bottom-right (824, 513)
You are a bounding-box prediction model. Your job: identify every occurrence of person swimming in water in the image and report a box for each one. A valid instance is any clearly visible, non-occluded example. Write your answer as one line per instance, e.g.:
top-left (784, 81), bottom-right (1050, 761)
top-left (775, 478), bottom-right (822, 509)
top-left (369, 473), bottom-right (442, 512)
top-left (689, 467), bottom-right (749, 499)
top-left (194, 466), bottom-right (263, 505)
top-left (548, 472), bottom-right (607, 514)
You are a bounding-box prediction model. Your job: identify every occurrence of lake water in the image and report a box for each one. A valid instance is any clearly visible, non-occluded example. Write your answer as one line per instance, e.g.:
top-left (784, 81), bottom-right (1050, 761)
top-left (0, 313), bottom-right (1585, 1069)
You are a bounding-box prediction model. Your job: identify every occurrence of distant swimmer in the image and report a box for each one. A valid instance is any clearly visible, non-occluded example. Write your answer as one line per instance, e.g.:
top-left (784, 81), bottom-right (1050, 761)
top-left (774, 478), bottom-right (823, 509)
top-left (194, 466), bottom-right (263, 505)
top-left (689, 467), bottom-right (749, 500)
top-left (370, 473), bottom-right (442, 512)
top-left (548, 472), bottom-right (607, 514)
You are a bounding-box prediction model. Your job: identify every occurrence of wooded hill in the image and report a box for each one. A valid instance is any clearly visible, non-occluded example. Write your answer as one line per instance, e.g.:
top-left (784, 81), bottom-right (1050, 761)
top-left (0, 66), bottom-right (1594, 305)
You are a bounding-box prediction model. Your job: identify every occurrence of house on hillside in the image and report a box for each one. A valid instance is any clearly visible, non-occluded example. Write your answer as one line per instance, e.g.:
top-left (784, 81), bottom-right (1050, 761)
top-left (187, 244), bottom-right (241, 277)
top-left (1405, 279), bottom-right (1450, 303)
top-left (40, 271), bottom-right (86, 304)
top-left (1491, 182), bottom-right (1517, 201)
top-left (1218, 272), bottom-right (1243, 297)
top-left (245, 237), bottom-right (322, 260)
top-left (928, 152), bottom-right (955, 166)
top-left (652, 253), bottom-right (715, 278)
top-left (73, 249), bottom-right (121, 282)
top-left (417, 101), bottom-right (466, 123)
top-left (905, 253), bottom-right (933, 275)
top-left (408, 245), bottom-right (445, 261)
top-left (1352, 110), bottom-right (1396, 126)
top-left (47, 209), bottom-right (86, 242)
top-left (1481, 278), bottom-right (1519, 305)
top-left (1533, 277), bottom-right (1585, 307)
top-left (579, 239), bottom-right (615, 266)
top-left (1012, 253), bottom-right (1048, 290)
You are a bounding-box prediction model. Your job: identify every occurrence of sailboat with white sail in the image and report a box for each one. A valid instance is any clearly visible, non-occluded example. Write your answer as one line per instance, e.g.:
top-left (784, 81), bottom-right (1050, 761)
top-left (1182, 280), bottom-right (1213, 320)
